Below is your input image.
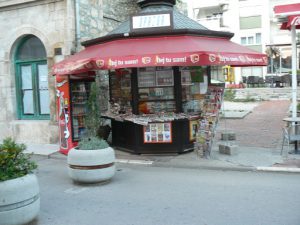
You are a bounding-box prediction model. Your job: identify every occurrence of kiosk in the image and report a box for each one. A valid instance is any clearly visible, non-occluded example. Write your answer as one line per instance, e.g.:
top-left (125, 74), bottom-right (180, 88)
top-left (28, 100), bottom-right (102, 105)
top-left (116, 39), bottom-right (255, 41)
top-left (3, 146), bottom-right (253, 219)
top-left (53, 0), bottom-right (267, 154)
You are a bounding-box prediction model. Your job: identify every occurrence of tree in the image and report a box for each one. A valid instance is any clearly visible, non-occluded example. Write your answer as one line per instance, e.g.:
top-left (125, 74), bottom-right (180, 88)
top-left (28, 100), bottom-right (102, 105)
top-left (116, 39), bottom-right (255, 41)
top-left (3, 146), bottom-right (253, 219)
top-left (265, 46), bottom-right (280, 74)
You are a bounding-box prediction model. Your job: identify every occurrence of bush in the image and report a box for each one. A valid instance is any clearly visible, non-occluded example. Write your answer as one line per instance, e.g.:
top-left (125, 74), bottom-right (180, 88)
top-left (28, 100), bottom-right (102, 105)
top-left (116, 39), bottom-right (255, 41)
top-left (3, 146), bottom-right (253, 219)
top-left (297, 103), bottom-right (300, 111)
top-left (223, 89), bottom-right (236, 101)
top-left (288, 70), bottom-right (300, 75)
top-left (78, 137), bottom-right (109, 150)
top-left (0, 137), bottom-right (37, 182)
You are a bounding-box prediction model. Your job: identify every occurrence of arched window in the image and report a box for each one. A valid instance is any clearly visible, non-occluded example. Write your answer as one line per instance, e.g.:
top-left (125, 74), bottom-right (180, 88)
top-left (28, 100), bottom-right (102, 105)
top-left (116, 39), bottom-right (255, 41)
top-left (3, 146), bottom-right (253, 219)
top-left (15, 35), bottom-right (50, 119)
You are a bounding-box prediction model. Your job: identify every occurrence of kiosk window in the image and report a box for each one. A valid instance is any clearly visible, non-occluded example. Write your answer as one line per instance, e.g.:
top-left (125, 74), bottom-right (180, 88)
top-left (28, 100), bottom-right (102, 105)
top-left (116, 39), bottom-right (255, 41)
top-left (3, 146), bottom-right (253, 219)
top-left (138, 67), bottom-right (175, 114)
top-left (181, 67), bottom-right (207, 114)
top-left (109, 69), bottom-right (132, 114)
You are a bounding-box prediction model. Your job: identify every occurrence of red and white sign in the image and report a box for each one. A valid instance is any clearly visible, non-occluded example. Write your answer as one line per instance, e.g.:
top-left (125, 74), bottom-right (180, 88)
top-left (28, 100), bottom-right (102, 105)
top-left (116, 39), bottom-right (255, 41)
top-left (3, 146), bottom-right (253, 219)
top-left (53, 35), bottom-right (267, 76)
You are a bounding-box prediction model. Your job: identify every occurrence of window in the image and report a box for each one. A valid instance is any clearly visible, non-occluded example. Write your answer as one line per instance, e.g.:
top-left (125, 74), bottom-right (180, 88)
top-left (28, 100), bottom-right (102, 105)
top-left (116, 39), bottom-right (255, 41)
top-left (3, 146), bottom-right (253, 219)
top-left (241, 34), bottom-right (261, 46)
top-left (241, 67), bottom-right (263, 77)
top-left (15, 35), bottom-right (50, 119)
top-left (241, 37), bottom-right (247, 45)
top-left (247, 36), bottom-right (254, 45)
top-left (256, 33), bottom-right (261, 44)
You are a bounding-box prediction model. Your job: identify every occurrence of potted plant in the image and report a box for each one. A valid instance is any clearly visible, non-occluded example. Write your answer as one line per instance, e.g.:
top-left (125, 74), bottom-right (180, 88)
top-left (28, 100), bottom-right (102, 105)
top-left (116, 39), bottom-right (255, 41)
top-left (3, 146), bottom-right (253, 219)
top-left (67, 137), bottom-right (115, 183)
top-left (67, 77), bottom-right (115, 184)
top-left (0, 137), bottom-right (39, 225)
top-left (85, 76), bottom-right (111, 141)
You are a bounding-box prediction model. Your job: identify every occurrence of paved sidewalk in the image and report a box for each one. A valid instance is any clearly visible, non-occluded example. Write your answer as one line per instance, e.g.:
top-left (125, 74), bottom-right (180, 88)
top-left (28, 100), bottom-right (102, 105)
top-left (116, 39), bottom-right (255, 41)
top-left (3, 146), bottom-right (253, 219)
top-left (218, 100), bottom-right (289, 149)
top-left (25, 143), bottom-right (58, 156)
top-left (26, 100), bottom-right (300, 173)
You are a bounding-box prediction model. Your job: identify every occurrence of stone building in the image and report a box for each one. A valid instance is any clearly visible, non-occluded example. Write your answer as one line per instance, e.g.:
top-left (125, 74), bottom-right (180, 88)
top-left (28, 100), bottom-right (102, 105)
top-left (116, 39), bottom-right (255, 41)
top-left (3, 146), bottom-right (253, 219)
top-left (0, 0), bottom-right (137, 144)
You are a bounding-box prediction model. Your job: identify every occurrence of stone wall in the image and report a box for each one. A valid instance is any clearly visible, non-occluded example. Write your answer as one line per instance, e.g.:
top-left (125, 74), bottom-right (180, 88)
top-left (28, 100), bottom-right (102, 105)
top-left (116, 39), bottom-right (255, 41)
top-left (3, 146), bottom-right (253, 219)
top-left (79, 0), bottom-right (103, 41)
top-left (78, 0), bottom-right (139, 41)
top-left (231, 87), bottom-right (300, 101)
top-left (102, 0), bottom-right (139, 34)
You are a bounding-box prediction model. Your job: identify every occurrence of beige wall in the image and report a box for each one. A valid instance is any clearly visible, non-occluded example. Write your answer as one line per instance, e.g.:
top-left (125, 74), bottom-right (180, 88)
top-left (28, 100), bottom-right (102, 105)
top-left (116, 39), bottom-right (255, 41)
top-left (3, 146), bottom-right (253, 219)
top-left (0, 0), bottom-right (75, 144)
top-left (0, 0), bottom-right (139, 144)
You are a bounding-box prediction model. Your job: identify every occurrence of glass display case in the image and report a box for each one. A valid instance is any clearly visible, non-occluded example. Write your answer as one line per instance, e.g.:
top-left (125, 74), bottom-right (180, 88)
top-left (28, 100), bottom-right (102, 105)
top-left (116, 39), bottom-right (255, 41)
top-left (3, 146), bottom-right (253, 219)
top-left (106, 65), bottom-right (219, 155)
top-left (181, 67), bottom-right (207, 114)
top-left (109, 69), bottom-right (132, 114)
top-left (138, 67), bottom-right (175, 114)
top-left (70, 81), bottom-right (92, 141)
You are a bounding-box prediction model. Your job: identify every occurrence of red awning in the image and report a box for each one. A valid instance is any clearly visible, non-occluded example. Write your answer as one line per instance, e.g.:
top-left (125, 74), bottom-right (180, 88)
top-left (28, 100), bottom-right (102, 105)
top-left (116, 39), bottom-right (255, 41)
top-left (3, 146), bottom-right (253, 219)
top-left (53, 35), bottom-right (267, 76)
top-left (274, 3), bottom-right (300, 16)
top-left (274, 3), bottom-right (300, 30)
top-left (280, 15), bottom-right (300, 30)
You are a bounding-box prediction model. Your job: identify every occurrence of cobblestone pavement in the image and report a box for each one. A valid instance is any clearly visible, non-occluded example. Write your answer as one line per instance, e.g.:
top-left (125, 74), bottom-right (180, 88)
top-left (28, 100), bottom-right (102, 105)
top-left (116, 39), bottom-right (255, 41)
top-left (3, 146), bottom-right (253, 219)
top-left (217, 100), bottom-right (290, 149)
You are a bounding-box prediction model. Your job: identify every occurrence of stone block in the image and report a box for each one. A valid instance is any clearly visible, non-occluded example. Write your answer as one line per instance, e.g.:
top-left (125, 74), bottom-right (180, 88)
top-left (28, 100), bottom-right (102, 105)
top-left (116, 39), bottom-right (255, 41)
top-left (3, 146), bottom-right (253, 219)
top-left (11, 121), bottom-right (58, 144)
top-left (219, 144), bottom-right (238, 155)
top-left (221, 131), bottom-right (236, 141)
top-left (0, 122), bottom-right (12, 138)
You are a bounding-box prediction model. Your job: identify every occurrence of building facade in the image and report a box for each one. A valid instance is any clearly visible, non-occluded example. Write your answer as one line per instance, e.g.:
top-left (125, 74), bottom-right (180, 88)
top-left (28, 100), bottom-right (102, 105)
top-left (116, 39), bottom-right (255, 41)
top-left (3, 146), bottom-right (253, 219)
top-left (186, 0), bottom-right (299, 83)
top-left (0, 0), bottom-right (137, 144)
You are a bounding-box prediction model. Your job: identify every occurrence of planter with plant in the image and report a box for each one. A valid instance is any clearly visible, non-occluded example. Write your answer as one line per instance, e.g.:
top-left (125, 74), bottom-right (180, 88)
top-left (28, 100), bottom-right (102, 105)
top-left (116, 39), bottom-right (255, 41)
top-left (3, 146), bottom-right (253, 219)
top-left (67, 137), bottom-right (115, 183)
top-left (0, 137), bottom-right (39, 225)
top-left (67, 78), bottom-right (115, 184)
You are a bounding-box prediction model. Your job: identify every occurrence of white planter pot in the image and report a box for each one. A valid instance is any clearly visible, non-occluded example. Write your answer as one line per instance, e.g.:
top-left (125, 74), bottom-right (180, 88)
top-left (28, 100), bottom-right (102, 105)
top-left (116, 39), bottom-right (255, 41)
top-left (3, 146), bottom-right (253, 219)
top-left (0, 174), bottom-right (40, 225)
top-left (67, 147), bottom-right (115, 183)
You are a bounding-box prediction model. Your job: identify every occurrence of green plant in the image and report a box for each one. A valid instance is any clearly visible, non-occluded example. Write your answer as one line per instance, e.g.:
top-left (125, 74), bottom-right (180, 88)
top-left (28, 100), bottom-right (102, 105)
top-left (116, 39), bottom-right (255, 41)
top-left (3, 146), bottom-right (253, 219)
top-left (78, 137), bottom-right (109, 150)
top-left (83, 74), bottom-right (111, 142)
top-left (0, 137), bottom-right (37, 182)
top-left (223, 89), bottom-right (236, 101)
top-left (289, 70), bottom-right (300, 75)
top-left (85, 82), bottom-right (103, 137)
top-left (233, 97), bottom-right (256, 102)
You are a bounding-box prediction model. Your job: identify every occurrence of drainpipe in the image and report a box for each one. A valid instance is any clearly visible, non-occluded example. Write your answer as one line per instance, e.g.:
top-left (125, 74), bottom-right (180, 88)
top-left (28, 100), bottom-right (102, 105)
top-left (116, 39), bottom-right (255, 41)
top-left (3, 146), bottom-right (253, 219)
top-left (271, 54), bottom-right (274, 87)
top-left (74, 0), bottom-right (81, 53)
top-left (279, 52), bottom-right (282, 75)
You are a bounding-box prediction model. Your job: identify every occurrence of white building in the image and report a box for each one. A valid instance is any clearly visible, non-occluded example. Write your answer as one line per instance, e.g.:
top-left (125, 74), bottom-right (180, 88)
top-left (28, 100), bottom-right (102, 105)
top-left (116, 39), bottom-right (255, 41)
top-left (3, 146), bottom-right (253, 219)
top-left (185, 0), bottom-right (299, 83)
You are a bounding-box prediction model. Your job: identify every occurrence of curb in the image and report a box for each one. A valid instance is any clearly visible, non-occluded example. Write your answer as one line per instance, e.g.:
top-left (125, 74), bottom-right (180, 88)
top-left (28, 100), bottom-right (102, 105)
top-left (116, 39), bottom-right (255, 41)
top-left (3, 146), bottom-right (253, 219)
top-left (115, 159), bottom-right (153, 165)
top-left (256, 166), bottom-right (300, 173)
top-left (44, 153), bottom-right (300, 174)
top-left (116, 160), bottom-right (300, 174)
top-left (153, 161), bottom-right (256, 172)
top-left (48, 152), bottom-right (67, 160)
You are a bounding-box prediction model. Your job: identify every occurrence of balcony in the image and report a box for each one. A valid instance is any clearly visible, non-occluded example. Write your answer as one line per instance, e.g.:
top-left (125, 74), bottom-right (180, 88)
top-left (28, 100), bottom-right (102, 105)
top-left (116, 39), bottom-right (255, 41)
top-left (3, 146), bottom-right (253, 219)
top-left (192, 0), bottom-right (229, 8)
top-left (197, 16), bottom-right (222, 30)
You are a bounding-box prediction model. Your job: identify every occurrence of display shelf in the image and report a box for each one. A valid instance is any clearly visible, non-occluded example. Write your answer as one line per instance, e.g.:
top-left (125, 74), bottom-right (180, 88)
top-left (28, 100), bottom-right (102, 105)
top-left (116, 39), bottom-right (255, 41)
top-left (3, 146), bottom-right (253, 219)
top-left (138, 100), bottom-right (176, 114)
top-left (71, 91), bottom-right (88, 93)
top-left (137, 85), bottom-right (174, 89)
top-left (137, 81), bottom-right (175, 114)
top-left (72, 102), bottom-right (87, 105)
top-left (193, 86), bottom-right (224, 157)
top-left (155, 70), bottom-right (174, 86)
top-left (72, 114), bottom-right (86, 117)
top-left (138, 99), bottom-right (175, 102)
top-left (70, 81), bottom-right (91, 141)
top-left (110, 71), bottom-right (132, 106)
top-left (73, 125), bottom-right (85, 128)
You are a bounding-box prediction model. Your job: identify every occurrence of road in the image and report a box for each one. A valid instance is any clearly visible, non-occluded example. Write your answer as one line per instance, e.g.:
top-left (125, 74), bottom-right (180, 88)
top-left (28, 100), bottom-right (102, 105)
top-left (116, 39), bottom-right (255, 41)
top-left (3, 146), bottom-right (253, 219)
top-left (29, 157), bottom-right (300, 225)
